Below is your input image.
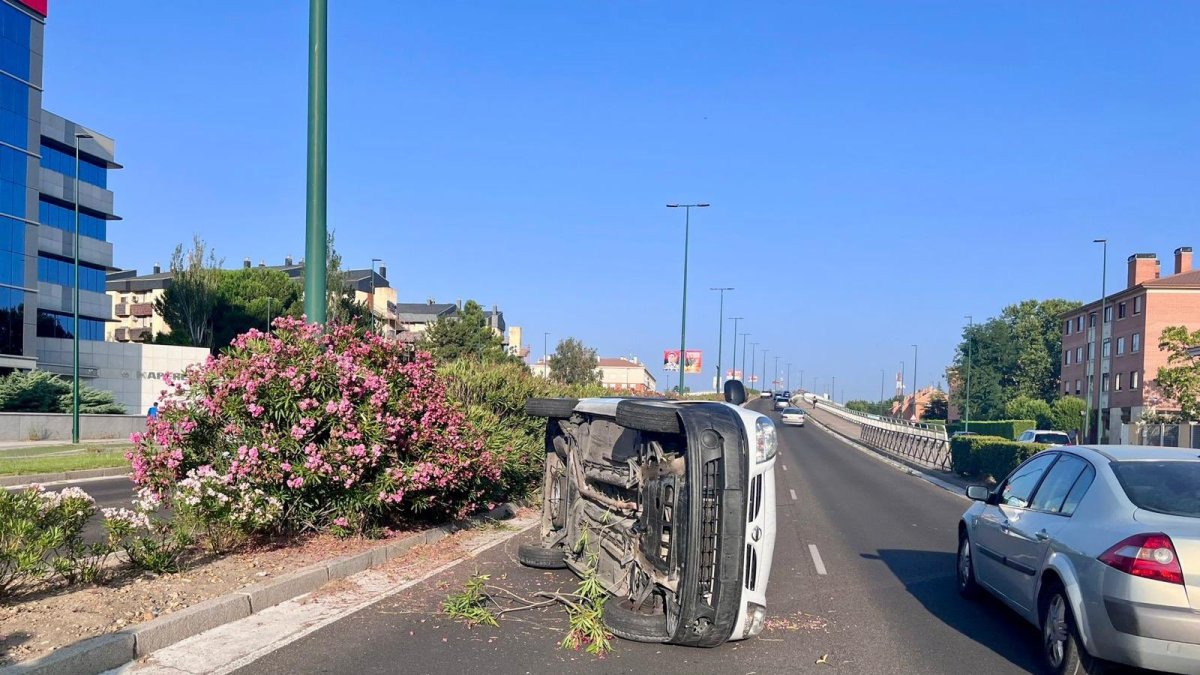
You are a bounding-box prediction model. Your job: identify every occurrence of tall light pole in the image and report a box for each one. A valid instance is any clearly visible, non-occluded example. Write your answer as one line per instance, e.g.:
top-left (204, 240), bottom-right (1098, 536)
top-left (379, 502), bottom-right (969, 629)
top-left (964, 315), bottom-right (973, 432)
top-left (1094, 238), bottom-right (1109, 444)
top-left (711, 287), bottom-right (733, 391)
top-left (832, 376), bottom-right (836, 401)
top-left (304, 0), bottom-right (328, 324)
top-left (728, 316), bottom-right (744, 382)
top-left (880, 369), bottom-right (886, 411)
top-left (543, 331), bottom-right (551, 377)
top-left (912, 344), bottom-right (919, 420)
top-left (749, 342), bottom-right (758, 389)
top-left (71, 131), bottom-right (92, 444)
top-left (773, 356), bottom-right (781, 390)
top-left (740, 333), bottom-right (750, 383)
top-left (370, 257), bottom-right (382, 333)
top-left (667, 203), bottom-right (709, 393)
top-left (761, 349), bottom-right (769, 394)
top-left (786, 362), bottom-right (792, 391)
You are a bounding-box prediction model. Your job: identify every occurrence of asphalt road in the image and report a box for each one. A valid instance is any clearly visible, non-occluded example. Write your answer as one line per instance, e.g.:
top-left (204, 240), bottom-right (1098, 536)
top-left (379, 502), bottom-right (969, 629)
top-left (233, 400), bottom-right (1053, 675)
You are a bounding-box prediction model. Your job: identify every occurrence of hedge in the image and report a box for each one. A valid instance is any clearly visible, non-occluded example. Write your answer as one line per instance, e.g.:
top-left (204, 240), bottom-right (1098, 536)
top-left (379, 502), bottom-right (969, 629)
top-left (946, 419), bottom-right (1036, 441)
top-left (950, 435), bottom-right (1048, 482)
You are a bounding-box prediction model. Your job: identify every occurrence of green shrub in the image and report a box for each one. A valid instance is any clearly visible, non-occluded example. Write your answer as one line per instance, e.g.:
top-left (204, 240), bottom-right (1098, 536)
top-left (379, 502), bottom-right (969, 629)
top-left (0, 370), bottom-right (125, 414)
top-left (1005, 395), bottom-right (1053, 429)
top-left (950, 435), bottom-right (1048, 482)
top-left (1049, 396), bottom-right (1087, 435)
top-left (0, 485), bottom-right (99, 597)
top-left (946, 419), bottom-right (1037, 440)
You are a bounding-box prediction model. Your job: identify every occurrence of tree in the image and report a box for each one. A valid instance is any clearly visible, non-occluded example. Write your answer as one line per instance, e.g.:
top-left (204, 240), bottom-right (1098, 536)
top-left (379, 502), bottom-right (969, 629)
top-left (548, 338), bottom-right (599, 386)
top-left (0, 370), bottom-right (125, 414)
top-left (155, 236), bottom-right (222, 348)
top-left (950, 298), bottom-right (1082, 420)
top-left (923, 393), bottom-right (949, 420)
top-left (212, 267), bottom-right (303, 348)
top-left (1050, 396), bottom-right (1088, 435)
top-left (1005, 394), bottom-right (1054, 428)
top-left (1156, 325), bottom-right (1200, 421)
top-left (323, 232), bottom-right (375, 329)
top-left (422, 300), bottom-right (508, 363)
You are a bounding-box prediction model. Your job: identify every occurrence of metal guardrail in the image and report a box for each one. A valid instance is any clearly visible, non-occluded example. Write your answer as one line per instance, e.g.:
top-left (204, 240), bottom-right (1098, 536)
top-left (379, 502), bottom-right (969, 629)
top-left (808, 398), bottom-right (952, 472)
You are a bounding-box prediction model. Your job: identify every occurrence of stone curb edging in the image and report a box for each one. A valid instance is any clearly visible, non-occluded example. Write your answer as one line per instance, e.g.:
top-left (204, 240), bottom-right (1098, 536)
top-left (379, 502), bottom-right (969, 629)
top-left (2, 503), bottom-right (521, 675)
top-left (0, 467), bottom-right (130, 489)
top-left (804, 413), bottom-right (970, 500)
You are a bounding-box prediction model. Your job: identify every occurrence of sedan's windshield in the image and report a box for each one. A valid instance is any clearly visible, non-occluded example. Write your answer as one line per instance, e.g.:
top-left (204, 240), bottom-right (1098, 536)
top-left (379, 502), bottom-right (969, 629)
top-left (1112, 461), bottom-right (1200, 518)
top-left (782, 408), bottom-right (802, 415)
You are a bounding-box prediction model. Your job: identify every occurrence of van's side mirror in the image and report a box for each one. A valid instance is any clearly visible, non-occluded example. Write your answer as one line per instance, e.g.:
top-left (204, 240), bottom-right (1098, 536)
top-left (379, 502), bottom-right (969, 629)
top-left (724, 380), bottom-right (747, 406)
top-left (966, 486), bottom-right (990, 502)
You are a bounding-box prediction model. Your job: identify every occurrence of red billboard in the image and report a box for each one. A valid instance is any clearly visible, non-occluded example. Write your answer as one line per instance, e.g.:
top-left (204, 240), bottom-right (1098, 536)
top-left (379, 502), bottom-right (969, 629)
top-left (663, 350), bottom-right (702, 374)
top-left (16, 0), bottom-right (47, 17)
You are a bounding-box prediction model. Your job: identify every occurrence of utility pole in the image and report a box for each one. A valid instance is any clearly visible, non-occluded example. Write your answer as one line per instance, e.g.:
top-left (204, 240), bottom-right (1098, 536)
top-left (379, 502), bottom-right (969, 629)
top-left (729, 316), bottom-right (743, 384)
top-left (740, 333), bottom-right (750, 383)
top-left (667, 203), bottom-right (709, 393)
top-left (880, 369), bottom-right (885, 410)
top-left (773, 356), bottom-right (780, 390)
top-left (762, 349), bottom-right (769, 394)
top-left (786, 363), bottom-right (792, 391)
top-left (303, 0), bottom-right (328, 324)
top-left (912, 344), bottom-right (919, 420)
top-left (711, 288), bottom-right (733, 391)
top-left (965, 315), bottom-right (973, 432)
top-left (749, 342), bottom-right (758, 388)
top-left (1093, 238), bottom-right (1109, 444)
top-left (71, 131), bottom-right (92, 444)
top-left (543, 332), bottom-right (551, 377)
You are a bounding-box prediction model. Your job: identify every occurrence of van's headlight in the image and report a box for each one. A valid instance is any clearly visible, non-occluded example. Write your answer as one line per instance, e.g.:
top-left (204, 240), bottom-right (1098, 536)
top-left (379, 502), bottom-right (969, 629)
top-left (743, 603), bottom-right (767, 638)
top-left (755, 417), bottom-right (777, 463)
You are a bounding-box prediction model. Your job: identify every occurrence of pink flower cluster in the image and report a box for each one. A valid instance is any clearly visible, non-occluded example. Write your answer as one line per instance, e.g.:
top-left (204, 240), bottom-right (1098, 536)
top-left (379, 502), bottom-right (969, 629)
top-left (127, 317), bottom-right (501, 531)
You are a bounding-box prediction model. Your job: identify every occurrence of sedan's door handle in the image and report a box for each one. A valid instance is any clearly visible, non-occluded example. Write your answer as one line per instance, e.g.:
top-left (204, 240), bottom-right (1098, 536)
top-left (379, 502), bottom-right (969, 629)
top-left (1035, 530), bottom-right (1051, 542)
top-left (999, 519), bottom-right (1010, 533)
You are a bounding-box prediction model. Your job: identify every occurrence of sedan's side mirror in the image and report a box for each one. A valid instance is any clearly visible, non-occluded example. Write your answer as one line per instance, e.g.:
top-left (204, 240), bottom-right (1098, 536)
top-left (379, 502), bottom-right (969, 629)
top-left (724, 380), bottom-right (747, 406)
top-left (966, 486), bottom-right (991, 502)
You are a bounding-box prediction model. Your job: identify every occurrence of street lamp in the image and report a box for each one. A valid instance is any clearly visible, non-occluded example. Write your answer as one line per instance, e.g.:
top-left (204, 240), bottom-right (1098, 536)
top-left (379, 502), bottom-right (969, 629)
top-left (711, 288), bottom-right (734, 391)
top-left (964, 316), bottom-right (973, 432)
top-left (370, 257), bottom-right (382, 333)
top-left (1094, 238), bottom-right (1109, 444)
top-left (786, 362), bottom-right (792, 391)
top-left (543, 331), bottom-right (551, 378)
top-left (773, 355), bottom-right (780, 390)
top-left (746, 338), bottom-right (755, 388)
top-left (667, 203), bottom-right (709, 393)
top-left (761, 349), bottom-right (769, 394)
top-left (71, 130), bottom-right (93, 444)
top-left (728, 316), bottom-right (744, 383)
top-left (912, 345), bottom-right (919, 420)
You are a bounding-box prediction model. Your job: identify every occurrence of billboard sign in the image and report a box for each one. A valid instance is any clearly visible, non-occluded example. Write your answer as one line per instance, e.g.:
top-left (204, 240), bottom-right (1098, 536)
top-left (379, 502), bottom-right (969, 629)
top-left (16, 0), bottom-right (47, 17)
top-left (663, 350), bottom-right (703, 374)
top-left (725, 369), bottom-right (743, 380)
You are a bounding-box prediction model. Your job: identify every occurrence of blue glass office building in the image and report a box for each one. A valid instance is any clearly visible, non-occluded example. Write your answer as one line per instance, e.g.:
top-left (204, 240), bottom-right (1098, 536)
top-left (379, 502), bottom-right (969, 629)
top-left (0, 0), bottom-right (121, 371)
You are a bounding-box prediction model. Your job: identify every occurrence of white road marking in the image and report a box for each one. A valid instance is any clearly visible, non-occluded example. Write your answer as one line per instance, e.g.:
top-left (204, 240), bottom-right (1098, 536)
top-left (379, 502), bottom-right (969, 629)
top-left (808, 544), bottom-right (828, 575)
top-left (789, 489), bottom-right (798, 501)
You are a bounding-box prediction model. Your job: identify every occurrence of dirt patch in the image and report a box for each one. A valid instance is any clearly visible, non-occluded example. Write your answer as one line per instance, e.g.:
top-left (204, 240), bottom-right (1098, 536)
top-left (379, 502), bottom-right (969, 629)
top-left (765, 611), bottom-right (832, 633)
top-left (0, 529), bottom-right (417, 667)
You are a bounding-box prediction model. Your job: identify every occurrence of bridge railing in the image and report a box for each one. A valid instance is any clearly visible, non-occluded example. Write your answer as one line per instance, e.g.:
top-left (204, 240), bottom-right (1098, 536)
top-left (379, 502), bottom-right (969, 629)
top-left (805, 397), bottom-right (952, 472)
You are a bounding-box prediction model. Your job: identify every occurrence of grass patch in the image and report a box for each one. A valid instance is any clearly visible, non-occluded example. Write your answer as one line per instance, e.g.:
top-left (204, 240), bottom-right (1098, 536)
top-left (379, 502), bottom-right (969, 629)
top-left (0, 448), bottom-right (130, 476)
top-left (0, 443), bottom-right (132, 459)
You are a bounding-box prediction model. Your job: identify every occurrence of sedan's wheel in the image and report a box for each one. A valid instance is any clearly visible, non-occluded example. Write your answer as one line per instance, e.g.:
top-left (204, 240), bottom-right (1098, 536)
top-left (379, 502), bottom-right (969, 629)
top-left (956, 533), bottom-right (981, 599)
top-left (517, 543), bottom-right (568, 569)
top-left (1041, 586), bottom-right (1106, 675)
top-left (603, 598), bottom-right (670, 643)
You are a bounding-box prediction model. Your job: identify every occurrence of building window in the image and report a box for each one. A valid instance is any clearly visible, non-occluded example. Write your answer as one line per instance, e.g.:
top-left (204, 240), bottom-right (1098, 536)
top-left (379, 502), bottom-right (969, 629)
top-left (1075, 379), bottom-right (1081, 396)
top-left (37, 255), bottom-right (107, 293)
top-left (1117, 302), bottom-right (1126, 319)
top-left (1076, 346), bottom-right (1083, 363)
top-left (1089, 312), bottom-right (1096, 328)
top-left (1115, 373), bottom-right (1122, 391)
top-left (1104, 306), bottom-right (1113, 323)
top-left (1102, 339), bottom-right (1110, 358)
top-left (1116, 337), bottom-right (1125, 355)
top-left (36, 310), bottom-right (105, 341)
top-left (1087, 343), bottom-right (1094, 360)
top-left (39, 143), bottom-right (108, 189)
top-left (1132, 332), bottom-right (1140, 352)
top-left (1102, 373), bottom-right (1109, 392)
top-left (39, 200), bottom-right (108, 241)
top-left (1076, 316), bottom-right (1083, 332)
top-left (1064, 382), bottom-right (1070, 395)
top-left (1131, 371), bottom-right (1140, 389)
top-left (1064, 350), bottom-right (1071, 366)
top-left (1064, 319), bottom-right (1071, 335)
top-left (1133, 296), bottom-right (1142, 314)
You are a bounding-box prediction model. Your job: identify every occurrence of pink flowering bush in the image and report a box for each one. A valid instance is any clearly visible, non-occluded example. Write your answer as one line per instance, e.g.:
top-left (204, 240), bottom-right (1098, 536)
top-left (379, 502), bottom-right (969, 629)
top-left (128, 317), bottom-right (502, 537)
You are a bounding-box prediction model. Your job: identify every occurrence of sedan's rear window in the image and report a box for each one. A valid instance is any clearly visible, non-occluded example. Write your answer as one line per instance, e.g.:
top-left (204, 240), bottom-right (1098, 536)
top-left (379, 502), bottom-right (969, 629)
top-left (782, 408), bottom-right (802, 415)
top-left (1112, 461), bottom-right (1200, 518)
top-left (1034, 433), bottom-right (1070, 445)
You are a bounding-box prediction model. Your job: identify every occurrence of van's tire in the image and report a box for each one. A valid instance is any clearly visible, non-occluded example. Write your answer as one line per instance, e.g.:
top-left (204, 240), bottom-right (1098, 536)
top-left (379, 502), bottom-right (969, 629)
top-left (603, 599), bottom-right (671, 643)
top-left (526, 398), bottom-right (579, 419)
top-left (615, 401), bottom-right (681, 434)
top-left (517, 543), bottom-right (568, 569)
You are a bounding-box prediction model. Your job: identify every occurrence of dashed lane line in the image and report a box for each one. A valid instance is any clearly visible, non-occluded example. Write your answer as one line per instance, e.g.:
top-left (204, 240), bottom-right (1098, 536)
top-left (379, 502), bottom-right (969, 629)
top-left (809, 544), bottom-right (828, 575)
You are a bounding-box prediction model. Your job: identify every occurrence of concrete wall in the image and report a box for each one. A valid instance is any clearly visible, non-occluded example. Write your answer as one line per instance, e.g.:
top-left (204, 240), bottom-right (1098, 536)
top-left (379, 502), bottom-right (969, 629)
top-left (35, 339), bottom-right (209, 414)
top-left (0, 412), bottom-right (144, 442)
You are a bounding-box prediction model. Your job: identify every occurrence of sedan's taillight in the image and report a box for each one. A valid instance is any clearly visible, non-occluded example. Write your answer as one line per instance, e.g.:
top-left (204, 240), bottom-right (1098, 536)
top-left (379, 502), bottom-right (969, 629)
top-left (1098, 533), bottom-right (1184, 585)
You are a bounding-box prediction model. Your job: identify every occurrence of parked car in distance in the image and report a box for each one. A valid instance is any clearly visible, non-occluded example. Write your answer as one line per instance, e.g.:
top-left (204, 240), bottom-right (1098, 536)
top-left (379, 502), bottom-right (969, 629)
top-left (952, 431), bottom-right (979, 438)
top-left (781, 390), bottom-right (791, 398)
top-left (520, 380), bottom-right (778, 647)
top-left (760, 390), bottom-right (773, 398)
top-left (957, 445), bottom-right (1200, 674)
top-left (780, 407), bottom-right (805, 426)
top-left (1017, 430), bottom-right (1072, 446)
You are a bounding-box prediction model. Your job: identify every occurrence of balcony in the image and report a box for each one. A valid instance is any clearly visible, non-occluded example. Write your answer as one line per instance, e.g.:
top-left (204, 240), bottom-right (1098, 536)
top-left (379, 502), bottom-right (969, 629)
top-left (130, 303), bottom-right (154, 318)
top-left (115, 303), bottom-right (130, 317)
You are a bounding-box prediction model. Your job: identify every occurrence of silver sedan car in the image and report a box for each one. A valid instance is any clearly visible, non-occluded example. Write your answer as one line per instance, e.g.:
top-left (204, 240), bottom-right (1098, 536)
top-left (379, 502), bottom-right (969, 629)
top-left (957, 445), bottom-right (1199, 674)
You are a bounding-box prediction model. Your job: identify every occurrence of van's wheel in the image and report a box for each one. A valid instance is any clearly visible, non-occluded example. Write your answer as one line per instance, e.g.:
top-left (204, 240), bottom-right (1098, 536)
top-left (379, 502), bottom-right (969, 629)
top-left (603, 598), bottom-right (670, 643)
top-left (542, 452), bottom-right (569, 531)
top-left (517, 543), bottom-right (568, 569)
top-left (526, 398), bottom-right (578, 418)
top-left (615, 401), bottom-right (681, 434)
top-left (1040, 581), bottom-right (1107, 674)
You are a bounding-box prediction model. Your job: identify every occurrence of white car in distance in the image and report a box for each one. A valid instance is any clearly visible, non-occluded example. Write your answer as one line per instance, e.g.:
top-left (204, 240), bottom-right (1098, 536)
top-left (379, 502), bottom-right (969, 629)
top-left (780, 407), bottom-right (806, 426)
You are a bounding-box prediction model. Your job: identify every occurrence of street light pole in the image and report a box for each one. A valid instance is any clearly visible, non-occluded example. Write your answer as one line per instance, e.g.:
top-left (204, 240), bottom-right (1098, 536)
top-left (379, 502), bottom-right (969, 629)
top-left (774, 356), bottom-right (780, 390)
top-left (370, 257), bottom-right (382, 334)
top-left (1094, 238), bottom-right (1109, 444)
top-left (912, 344), bottom-right (919, 420)
top-left (71, 131), bottom-right (92, 444)
top-left (786, 363), bottom-right (792, 391)
top-left (304, 0), bottom-right (328, 324)
top-left (749, 342), bottom-right (758, 389)
top-left (728, 316), bottom-right (743, 383)
top-left (667, 203), bottom-right (709, 394)
top-left (740, 332), bottom-right (750, 383)
top-left (964, 315), bottom-right (973, 432)
top-left (543, 331), bottom-right (551, 377)
top-left (711, 287), bottom-right (733, 392)
top-left (761, 349), bottom-right (769, 394)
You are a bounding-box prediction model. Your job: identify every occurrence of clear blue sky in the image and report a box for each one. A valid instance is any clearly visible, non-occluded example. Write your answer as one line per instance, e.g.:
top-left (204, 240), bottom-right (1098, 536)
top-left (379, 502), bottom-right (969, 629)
top-left (43, 2), bottom-right (1199, 398)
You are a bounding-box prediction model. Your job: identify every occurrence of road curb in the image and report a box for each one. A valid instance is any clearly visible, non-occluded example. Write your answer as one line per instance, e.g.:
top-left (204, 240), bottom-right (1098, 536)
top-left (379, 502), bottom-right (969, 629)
top-left (1, 502), bottom-right (520, 675)
top-left (0, 467), bottom-right (129, 488)
top-left (805, 415), bottom-right (968, 501)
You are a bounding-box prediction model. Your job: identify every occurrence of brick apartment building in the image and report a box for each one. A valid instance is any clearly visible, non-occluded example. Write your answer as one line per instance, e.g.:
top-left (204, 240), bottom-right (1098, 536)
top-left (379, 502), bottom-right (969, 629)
top-left (1060, 246), bottom-right (1200, 443)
